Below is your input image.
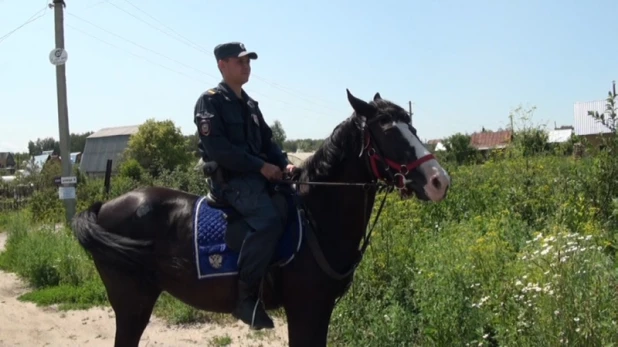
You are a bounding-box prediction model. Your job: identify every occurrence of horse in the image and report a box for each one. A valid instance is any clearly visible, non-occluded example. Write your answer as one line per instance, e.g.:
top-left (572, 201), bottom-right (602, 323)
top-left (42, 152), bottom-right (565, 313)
top-left (70, 89), bottom-right (451, 347)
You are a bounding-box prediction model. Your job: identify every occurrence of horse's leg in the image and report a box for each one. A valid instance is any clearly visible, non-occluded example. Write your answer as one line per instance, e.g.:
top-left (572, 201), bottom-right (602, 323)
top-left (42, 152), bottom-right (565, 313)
top-left (93, 260), bottom-right (161, 347)
top-left (284, 286), bottom-right (336, 347)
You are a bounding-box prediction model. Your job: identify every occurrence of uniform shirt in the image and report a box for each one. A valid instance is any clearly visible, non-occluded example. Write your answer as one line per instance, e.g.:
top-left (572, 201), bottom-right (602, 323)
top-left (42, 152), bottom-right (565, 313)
top-left (193, 82), bottom-right (288, 175)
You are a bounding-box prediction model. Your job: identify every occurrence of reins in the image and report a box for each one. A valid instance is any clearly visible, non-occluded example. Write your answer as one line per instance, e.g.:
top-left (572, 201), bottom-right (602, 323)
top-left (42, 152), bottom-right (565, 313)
top-left (273, 114), bottom-right (434, 304)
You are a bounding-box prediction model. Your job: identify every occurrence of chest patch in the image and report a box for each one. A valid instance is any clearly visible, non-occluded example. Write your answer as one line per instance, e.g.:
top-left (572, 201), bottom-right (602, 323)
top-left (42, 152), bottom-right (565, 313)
top-left (251, 113), bottom-right (260, 126)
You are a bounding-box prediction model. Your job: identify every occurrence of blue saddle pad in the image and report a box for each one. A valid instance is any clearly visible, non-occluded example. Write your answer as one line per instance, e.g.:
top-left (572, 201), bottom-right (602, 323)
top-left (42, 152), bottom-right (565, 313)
top-left (192, 192), bottom-right (303, 279)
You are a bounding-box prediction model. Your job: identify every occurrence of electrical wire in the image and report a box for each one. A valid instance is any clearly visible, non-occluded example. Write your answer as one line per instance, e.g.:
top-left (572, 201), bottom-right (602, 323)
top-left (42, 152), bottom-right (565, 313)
top-left (0, 5), bottom-right (49, 44)
top-left (65, 18), bottom-right (337, 120)
top-left (108, 0), bottom-right (346, 115)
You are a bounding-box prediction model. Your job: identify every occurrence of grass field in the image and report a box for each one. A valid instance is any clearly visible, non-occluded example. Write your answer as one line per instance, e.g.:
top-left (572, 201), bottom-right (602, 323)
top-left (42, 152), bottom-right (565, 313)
top-left (1, 146), bottom-right (617, 346)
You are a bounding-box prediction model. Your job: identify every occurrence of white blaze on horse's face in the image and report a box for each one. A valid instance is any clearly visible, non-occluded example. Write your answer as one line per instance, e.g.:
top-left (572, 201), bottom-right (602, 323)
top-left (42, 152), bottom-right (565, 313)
top-left (395, 121), bottom-right (450, 202)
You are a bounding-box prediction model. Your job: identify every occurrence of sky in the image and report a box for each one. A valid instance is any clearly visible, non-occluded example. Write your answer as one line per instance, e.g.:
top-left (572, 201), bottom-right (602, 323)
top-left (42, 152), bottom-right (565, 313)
top-left (1, 0), bottom-right (617, 153)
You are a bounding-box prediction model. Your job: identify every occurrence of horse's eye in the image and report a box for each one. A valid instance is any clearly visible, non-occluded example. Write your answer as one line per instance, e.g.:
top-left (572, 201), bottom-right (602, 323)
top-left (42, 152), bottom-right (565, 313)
top-left (379, 117), bottom-right (391, 126)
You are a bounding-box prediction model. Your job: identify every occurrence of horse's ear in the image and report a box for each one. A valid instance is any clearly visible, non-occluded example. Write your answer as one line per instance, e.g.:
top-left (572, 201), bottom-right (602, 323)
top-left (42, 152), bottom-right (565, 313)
top-left (346, 89), bottom-right (376, 118)
top-left (373, 92), bottom-right (382, 101)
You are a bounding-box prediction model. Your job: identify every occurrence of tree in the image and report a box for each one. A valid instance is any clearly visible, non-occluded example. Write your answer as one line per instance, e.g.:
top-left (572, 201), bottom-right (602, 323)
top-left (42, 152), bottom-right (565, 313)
top-left (28, 137), bottom-right (59, 156)
top-left (271, 120), bottom-right (286, 148)
top-left (443, 133), bottom-right (478, 165)
top-left (26, 132), bottom-right (93, 156)
top-left (510, 105), bottom-right (549, 156)
top-left (124, 119), bottom-right (194, 177)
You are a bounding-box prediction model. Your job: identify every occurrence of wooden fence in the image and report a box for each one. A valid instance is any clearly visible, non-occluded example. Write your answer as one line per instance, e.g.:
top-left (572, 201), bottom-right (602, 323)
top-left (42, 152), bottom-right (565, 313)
top-left (0, 184), bottom-right (36, 212)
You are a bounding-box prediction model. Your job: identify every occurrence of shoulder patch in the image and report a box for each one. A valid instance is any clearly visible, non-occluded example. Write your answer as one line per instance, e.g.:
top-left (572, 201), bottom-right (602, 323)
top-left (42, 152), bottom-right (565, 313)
top-left (199, 119), bottom-right (211, 136)
top-left (196, 111), bottom-right (215, 119)
top-left (207, 88), bottom-right (218, 95)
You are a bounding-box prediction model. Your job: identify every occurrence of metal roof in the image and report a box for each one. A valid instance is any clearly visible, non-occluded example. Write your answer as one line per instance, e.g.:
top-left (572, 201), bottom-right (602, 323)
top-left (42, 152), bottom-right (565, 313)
top-left (573, 100), bottom-right (613, 136)
top-left (80, 134), bottom-right (133, 173)
top-left (87, 125), bottom-right (140, 138)
top-left (548, 128), bottom-right (573, 143)
top-left (32, 154), bottom-right (50, 170)
top-left (470, 130), bottom-right (512, 150)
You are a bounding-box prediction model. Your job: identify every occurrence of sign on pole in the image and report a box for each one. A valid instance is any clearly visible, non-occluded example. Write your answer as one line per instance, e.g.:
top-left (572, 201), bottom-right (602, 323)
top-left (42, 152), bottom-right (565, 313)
top-left (58, 186), bottom-right (76, 200)
top-left (60, 176), bottom-right (77, 184)
top-left (49, 48), bottom-right (68, 66)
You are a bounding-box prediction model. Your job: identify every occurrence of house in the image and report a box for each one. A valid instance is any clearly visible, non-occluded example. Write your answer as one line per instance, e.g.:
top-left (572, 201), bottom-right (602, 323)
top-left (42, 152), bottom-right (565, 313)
top-left (470, 130), bottom-right (513, 155)
top-left (80, 125), bottom-right (140, 176)
top-left (573, 100), bottom-right (615, 150)
top-left (425, 139), bottom-right (446, 152)
top-left (70, 152), bottom-right (82, 165)
top-left (0, 152), bottom-right (16, 174)
top-left (548, 127), bottom-right (574, 144)
top-left (22, 153), bottom-right (51, 174)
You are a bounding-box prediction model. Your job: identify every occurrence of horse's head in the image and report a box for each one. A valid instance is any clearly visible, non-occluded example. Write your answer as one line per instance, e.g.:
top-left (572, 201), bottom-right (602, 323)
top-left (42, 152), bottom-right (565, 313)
top-left (346, 89), bottom-right (450, 202)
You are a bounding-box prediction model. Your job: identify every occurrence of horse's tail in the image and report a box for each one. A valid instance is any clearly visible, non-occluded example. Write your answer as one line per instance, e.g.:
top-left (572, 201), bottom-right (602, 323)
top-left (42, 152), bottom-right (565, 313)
top-left (71, 201), bottom-right (155, 275)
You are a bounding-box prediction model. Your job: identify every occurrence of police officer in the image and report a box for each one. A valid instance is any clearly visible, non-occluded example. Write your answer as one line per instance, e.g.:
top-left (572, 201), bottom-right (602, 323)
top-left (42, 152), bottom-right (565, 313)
top-left (193, 42), bottom-right (295, 330)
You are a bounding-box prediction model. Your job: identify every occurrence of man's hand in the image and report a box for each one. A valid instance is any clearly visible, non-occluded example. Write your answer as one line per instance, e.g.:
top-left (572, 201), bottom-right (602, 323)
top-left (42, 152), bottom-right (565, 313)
top-left (285, 164), bottom-right (297, 174)
top-left (260, 163), bottom-right (283, 182)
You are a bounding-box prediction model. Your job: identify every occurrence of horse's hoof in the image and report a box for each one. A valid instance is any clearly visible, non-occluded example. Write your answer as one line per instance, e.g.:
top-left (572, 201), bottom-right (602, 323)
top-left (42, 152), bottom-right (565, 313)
top-left (232, 304), bottom-right (275, 330)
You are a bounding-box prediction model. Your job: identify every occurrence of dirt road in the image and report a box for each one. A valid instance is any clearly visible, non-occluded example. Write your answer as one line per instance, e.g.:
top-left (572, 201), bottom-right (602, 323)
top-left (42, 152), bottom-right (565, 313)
top-left (0, 233), bottom-right (289, 346)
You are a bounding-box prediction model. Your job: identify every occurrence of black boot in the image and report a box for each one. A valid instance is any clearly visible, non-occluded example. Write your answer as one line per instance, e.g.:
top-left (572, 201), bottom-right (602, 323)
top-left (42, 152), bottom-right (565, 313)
top-left (232, 280), bottom-right (274, 330)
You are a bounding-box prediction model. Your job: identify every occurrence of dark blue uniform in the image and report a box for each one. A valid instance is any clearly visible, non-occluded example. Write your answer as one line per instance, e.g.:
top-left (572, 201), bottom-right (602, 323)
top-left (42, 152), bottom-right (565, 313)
top-left (194, 75), bottom-right (288, 328)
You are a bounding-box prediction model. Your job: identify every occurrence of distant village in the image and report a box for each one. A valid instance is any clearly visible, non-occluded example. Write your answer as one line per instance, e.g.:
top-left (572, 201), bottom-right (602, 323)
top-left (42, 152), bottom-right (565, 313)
top-left (0, 99), bottom-right (613, 182)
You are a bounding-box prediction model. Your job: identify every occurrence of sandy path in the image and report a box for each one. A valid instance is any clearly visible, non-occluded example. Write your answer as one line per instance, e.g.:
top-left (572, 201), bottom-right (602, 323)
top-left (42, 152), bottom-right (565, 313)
top-left (0, 232), bottom-right (289, 346)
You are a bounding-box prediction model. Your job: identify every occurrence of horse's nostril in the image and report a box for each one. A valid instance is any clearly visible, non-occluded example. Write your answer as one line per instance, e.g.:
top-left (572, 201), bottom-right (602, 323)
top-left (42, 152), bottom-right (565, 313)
top-left (431, 177), bottom-right (441, 190)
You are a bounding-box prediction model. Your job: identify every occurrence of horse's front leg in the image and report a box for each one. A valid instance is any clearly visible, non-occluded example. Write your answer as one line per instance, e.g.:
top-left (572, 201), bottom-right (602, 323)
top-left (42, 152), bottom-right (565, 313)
top-left (284, 290), bottom-right (336, 347)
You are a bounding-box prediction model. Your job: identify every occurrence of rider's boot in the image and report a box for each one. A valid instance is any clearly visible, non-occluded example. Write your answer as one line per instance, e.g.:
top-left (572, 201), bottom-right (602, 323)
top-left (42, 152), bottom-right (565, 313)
top-left (232, 279), bottom-right (274, 330)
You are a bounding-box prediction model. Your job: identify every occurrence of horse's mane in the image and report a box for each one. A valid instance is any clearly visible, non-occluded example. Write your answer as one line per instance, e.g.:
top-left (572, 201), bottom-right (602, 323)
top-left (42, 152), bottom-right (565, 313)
top-left (297, 98), bottom-right (408, 184)
top-left (298, 114), bottom-right (361, 183)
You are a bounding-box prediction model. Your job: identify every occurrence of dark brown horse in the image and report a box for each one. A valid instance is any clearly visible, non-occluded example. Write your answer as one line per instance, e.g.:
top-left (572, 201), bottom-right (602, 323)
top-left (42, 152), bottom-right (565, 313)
top-left (71, 90), bottom-right (451, 347)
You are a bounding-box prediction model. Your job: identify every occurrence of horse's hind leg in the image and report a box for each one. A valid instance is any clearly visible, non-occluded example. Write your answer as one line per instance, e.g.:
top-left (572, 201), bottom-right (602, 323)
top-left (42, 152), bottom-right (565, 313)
top-left (94, 260), bottom-right (161, 347)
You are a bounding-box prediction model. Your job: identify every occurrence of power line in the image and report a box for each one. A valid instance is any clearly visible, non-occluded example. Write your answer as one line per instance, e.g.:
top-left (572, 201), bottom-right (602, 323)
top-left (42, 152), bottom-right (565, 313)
top-left (105, 0), bottom-right (346, 115)
top-left (66, 23), bottom-right (211, 85)
top-left (0, 5), bottom-right (49, 44)
top-left (112, 0), bottom-right (209, 54)
top-left (66, 12), bottom-right (221, 81)
top-left (66, 11), bottom-right (342, 119)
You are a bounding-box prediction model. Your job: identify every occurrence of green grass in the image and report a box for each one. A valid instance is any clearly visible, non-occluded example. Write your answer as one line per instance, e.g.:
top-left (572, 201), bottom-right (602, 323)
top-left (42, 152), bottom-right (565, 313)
top-left (1, 150), bottom-right (617, 346)
top-left (327, 153), bottom-right (618, 346)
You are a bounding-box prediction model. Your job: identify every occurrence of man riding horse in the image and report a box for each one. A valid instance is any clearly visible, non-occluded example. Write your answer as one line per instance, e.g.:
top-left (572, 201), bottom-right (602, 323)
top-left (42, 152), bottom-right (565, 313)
top-left (193, 42), bottom-right (296, 330)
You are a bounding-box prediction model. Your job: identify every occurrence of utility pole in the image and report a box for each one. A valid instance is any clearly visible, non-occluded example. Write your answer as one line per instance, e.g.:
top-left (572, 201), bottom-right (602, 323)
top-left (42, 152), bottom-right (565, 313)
top-left (50, 0), bottom-right (76, 223)
top-left (408, 101), bottom-right (413, 125)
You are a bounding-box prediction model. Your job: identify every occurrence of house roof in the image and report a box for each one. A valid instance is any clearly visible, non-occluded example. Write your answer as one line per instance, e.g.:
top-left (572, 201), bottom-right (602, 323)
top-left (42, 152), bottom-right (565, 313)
top-left (470, 130), bottom-right (512, 150)
top-left (574, 100), bottom-right (613, 136)
top-left (70, 152), bottom-right (81, 164)
top-left (88, 125), bottom-right (140, 138)
top-left (0, 152), bottom-right (11, 165)
top-left (80, 135), bottom-right (133, 173)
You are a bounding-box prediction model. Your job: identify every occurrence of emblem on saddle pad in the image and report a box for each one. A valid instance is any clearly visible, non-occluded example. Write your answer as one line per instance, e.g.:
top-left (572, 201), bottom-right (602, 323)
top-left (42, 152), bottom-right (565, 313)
top-left (208, 254), bottom-right (223, 269)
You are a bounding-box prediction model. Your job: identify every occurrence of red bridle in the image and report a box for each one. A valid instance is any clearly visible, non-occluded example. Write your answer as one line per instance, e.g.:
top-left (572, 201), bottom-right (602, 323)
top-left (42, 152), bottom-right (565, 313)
top-left (362, 131), bottom-right (435, 190)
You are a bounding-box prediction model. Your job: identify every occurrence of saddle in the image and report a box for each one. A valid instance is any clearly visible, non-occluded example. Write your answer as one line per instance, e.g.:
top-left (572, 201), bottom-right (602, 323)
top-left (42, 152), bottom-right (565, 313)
top-left (197, 158), bottom-right (302, 251)
top-left (203, 184), bottom-right (292, 252)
